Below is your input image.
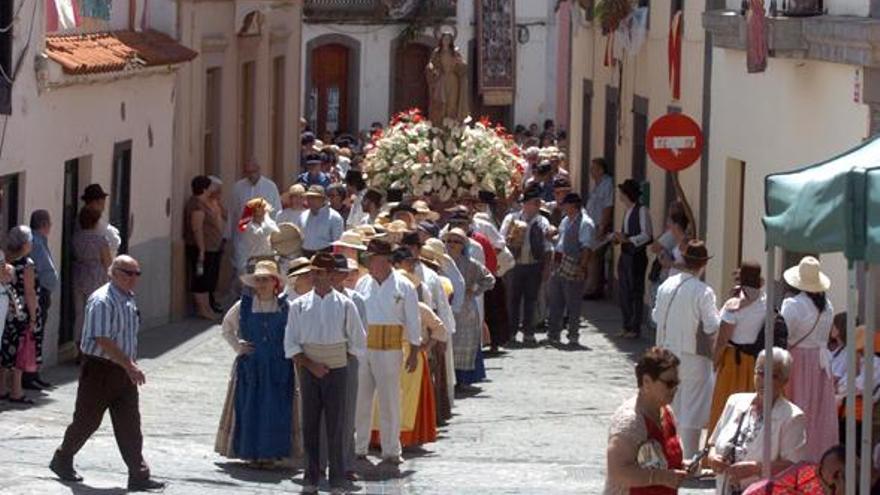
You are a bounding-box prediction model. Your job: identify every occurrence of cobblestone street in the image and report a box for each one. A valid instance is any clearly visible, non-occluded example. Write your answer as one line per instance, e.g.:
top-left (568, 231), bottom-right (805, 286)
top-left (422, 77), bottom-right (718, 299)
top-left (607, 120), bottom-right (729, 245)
top-left (0, 301), bottom-right (713, 494)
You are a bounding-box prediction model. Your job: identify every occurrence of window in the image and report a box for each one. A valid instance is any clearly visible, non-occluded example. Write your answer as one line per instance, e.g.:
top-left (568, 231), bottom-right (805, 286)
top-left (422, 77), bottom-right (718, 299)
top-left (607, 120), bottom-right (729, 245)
top-left (632, 95), bottom-right (648, 183)
top-left (203, 68), bottom-right (222, 177)
top-left (0, 0), bottom-right (12, 115)
top-left (111, 141), bottom-right (132, 254)
top-left (604, 86), bottom-right (619, 175)
top-left (239, 61), bottom-right (256, 166)
top-left (271, 56), bottom-right (286, 184)
top-left (60, 159), bottom-right (79, 346)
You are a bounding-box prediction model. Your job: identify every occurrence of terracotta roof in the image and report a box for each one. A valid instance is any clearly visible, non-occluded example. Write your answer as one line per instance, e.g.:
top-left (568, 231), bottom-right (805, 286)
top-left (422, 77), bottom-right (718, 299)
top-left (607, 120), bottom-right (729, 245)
top-left (45, 30), bottom-right (198, 75)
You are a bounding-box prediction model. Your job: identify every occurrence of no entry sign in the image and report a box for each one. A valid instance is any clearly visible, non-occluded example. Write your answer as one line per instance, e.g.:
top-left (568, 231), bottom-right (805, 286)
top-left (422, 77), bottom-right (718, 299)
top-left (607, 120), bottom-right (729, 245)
top-left (646, 113), bottom-right (704, 172)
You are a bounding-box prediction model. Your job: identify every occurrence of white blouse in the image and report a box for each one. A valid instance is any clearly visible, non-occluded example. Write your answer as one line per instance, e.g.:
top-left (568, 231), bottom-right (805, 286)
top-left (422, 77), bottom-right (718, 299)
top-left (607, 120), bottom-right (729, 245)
top-left (721, 292), bottom-right (767, 346)
top-left (781, 292), bottom-right (833, 350)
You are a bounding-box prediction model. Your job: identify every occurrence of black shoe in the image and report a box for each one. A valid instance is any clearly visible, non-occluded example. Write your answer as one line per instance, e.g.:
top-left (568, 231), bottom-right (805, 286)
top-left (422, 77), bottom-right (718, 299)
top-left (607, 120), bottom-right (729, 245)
top-left (127, 477), bottom-right (166, 492)
top-left (22, 379), bottom-right (44, 391)
top-left (522, 335), bottom-right (538, 347)
top-left (34, 377), bottom-right (53, 389)
top-left (49, 453), bottom-right (83, 482)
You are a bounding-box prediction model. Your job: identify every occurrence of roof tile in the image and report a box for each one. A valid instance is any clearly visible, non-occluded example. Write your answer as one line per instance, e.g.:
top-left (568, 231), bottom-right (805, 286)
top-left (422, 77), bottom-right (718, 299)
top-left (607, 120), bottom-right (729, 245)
top-left (45, 30), bottom-right (198, 75)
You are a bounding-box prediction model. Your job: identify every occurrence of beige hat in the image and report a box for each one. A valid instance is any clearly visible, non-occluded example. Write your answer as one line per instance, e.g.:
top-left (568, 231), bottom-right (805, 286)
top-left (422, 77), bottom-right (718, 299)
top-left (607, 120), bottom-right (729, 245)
top-left (286, 257), bottom-right (312, 277)
top-left (332, 230), bottom-right (367, 251)
top-left (305, 185), bottom-right (326, 198)
top-left (271, 223), bottom-right (303, 257)
top-left (241, 260), bottom-right (284, 288)
top-left (385, 219), bottom-right (410, 234)
top-left (413, 200), bottom-right (440, 221)
top-left (281, 184), bottom-right (306, 202)
top-left (784, 256), bottom-right (831, 293)
top-left (442, 227), bottom-right (468, 243)
top-left (353, 224), bottom-right (379, 239)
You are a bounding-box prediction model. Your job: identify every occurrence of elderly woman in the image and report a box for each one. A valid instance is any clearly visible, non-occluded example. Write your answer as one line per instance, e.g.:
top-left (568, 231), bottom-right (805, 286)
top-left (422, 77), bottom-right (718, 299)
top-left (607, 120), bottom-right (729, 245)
top-left (779, 256), bottom-right (837, 462)
top-left (235, 197), bottom-right (279, 275)
top-left (185, 175), bottom-right (223, 319)
top-left (0, 226), bottom-right (44, 405)
top-left (708, 347), bottom-right (807, 494)
top-left (72, 207), bottom-right (111, 355)
top-left (443, 227), bottom-right (494, 391)
top-left (215, 261), bottom-right (294, 467)
top-left (604, 346), bottom-right (687, 494)
top-left (709, 261), bottom-right (766, 431)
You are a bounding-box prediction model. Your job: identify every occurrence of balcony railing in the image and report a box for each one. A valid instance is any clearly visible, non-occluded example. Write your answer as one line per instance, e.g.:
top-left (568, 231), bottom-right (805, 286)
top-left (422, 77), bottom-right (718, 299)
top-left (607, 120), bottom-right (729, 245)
top-left (304, 0), bottom-right (457, 23)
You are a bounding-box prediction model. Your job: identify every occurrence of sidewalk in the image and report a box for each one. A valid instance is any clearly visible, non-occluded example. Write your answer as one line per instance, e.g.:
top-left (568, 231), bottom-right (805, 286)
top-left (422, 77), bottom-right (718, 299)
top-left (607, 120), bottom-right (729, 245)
top-left (0, 302), bottom-right (712, 494)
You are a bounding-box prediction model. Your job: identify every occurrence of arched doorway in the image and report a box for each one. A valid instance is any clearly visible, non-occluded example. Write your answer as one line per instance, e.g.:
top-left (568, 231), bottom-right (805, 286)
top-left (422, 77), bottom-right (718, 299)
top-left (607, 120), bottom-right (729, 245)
top-left (392, 42), bottom-right (431, 115)
top-left (311, 43), bottom-right (350, 136)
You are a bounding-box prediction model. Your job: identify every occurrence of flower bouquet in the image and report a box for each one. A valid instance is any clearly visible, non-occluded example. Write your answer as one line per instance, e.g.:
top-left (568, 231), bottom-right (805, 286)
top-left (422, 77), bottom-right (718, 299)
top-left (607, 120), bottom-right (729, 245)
top-left (363, 109), bottom-right (524, 202)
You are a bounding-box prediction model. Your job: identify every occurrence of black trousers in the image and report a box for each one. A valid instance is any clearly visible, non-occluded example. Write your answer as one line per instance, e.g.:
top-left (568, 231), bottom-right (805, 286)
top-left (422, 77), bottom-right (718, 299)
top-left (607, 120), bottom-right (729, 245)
top-left (300, 365), bottom-right (347, 488)
top-left (56, 356), bottom-right (150, 480)
top-left (185, 245), bottom-right (221, 294)
top-left (617, 250), bottom-right (648, 335)
top-left (506, 263), bottom-right (544, 337)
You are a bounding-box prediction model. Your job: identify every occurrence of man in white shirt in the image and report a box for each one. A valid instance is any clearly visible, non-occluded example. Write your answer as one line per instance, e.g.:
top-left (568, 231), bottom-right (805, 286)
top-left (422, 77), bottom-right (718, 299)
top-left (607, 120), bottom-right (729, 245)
top-left (547, 193), bottom-right (595, 347)
top-left (354, 239), bottom-right (421, 465)
top-left (285, 253), bottom-right (365, 494)
top-left (300, 186), bottom-right (345, 257)
top-left (584, 158), bottom-right (615, 299)
top-left (227, 159), bottom-right (282, 278)
top-left (499, 185), bottom-right (552, 346)
top-left (652, 240), bottom-right (721, 459)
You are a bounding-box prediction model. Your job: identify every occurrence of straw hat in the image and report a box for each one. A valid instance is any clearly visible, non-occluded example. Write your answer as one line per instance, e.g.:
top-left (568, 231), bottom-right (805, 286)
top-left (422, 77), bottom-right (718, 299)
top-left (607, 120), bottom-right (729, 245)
top-left (305, 185), bottom-right (326, 198)
top-left (384, 220), bottom-right (410, 243)
top-left (281, 184), bottom-right (306, 203)
top-left (271, 223), bottom-right (303, 257)
top-left (413, 200), bottom-right (440, 221)
top-left (241, 260), bottom-right (284, 287)
top-left (331, 230), bottom-right (367, 251)
top-left (419, 242), bottom-right (444, 270)
top-left (784, 256), bottom-right (831, 293)
top-left (287, 257), bottom-right (312, 277)
top-left (443, 227), bottom-right (468, 243)
top-left (353, 224), bottom-right (380, 239)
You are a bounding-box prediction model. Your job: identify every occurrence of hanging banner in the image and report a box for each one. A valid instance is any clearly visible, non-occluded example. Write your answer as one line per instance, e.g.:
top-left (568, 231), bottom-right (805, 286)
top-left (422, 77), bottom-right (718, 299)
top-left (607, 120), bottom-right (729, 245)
top-left (477, 0), bottom-right (516, 106)
top-left (747, 0), bottom-right (769, 73)
top-left (668, 9), bottom-right (683, 100)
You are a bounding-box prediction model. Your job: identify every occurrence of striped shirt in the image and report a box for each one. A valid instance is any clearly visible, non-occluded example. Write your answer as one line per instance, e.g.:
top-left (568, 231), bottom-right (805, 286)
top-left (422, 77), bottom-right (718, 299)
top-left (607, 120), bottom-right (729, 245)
top-left (80, 283), bottom-right (141, 360)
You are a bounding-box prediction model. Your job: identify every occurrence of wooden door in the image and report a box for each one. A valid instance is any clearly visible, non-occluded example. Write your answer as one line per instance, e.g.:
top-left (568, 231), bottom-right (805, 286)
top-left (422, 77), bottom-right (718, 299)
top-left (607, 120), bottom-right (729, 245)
top-left (59, 159), bottom-right (78, 347)
top-left (311, 44), bottom-right (349, 136)
top-left (393, 43), bottom-right (430, 115)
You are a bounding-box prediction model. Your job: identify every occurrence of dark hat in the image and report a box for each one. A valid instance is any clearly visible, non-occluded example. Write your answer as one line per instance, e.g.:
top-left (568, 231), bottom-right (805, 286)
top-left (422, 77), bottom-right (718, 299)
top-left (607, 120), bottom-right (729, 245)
top-left (401, 231), bottom-right (422, 247)
top-left (418, 220), bottom-right (439, 238)
top-left (332, 253), bottom-right (353, 272)
top-left (386, 188), bottom-right (405, 203)
top-left (522, 184), bottom-right (543, 202)
top-left (81, 184), bottom-right (109, 202)
top-left (392, 247), bottom-right (415, 264)
top-left (390, 202), bottom-right (418, 217)
top-left (618, 179), bottom-right (641, 200)
top-left (448, 211), bottom-right (470, 225)
top-left (301, 132), bottom-right (316, 146)
top-left (682, 240), bottom-right (712, 265)
top-left (364, 188), bottom-right (383, 205)
top-left (445, 204), bottom-right (469, 215)
top-left (310, 252), bottom-right (337, 270)
top-left (560, 192), bottom-right (583, 206)
top-left (304, 154), bottom-right (322, 167)
top-left (320, 152), bottom-right (334, 163)
top-left (536, 161), bottom-right (552, 175)
top-left (367, 238), bottom-right (393, 256)
top-left (477, 190), bottom-right (497, 204)
top-left (553, 177), bottom-right (572, 190)
top-left (345, 169), bottom-right (364, 185)
top-left (738, 261), bottom-right (762, 289)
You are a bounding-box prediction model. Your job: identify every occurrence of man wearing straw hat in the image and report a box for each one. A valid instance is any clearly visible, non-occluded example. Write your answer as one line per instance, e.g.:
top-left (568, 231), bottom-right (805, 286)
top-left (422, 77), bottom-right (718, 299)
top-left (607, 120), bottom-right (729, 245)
top-left (652, 240), bottom-right (721, 459)
top-left (301, 186), bottom-right (344, 258)
top-left (354, 239), bottom-right (421, 465)
top-left (285, 253), bottom-right (365, 494)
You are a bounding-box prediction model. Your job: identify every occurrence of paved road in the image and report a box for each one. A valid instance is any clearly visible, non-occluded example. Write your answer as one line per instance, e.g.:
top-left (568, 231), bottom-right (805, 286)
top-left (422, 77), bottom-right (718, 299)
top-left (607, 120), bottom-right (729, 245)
top-left (0, 301), bottom-right (713, 494)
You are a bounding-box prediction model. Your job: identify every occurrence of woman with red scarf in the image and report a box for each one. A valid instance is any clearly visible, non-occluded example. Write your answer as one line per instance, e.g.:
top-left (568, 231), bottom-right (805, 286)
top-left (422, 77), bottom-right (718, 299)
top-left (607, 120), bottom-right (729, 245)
top-left (605, 347), bottom-right (687, 494)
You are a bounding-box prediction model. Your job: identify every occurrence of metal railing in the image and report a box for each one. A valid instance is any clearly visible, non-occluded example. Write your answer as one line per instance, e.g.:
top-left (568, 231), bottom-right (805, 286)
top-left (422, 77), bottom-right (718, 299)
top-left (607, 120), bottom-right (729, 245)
top-left (304, 0), bottom-right (457, 22)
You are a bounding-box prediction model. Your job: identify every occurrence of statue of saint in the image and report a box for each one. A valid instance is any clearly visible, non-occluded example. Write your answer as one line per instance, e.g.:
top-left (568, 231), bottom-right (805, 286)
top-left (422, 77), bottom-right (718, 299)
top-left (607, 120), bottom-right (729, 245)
top-left (426, 27), bottom-right (469, 126)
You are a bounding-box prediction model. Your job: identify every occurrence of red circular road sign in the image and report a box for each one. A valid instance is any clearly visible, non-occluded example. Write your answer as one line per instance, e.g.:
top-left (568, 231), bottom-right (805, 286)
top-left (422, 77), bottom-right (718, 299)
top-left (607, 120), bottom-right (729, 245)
top-left (646, 113), bottom-right (704, 172)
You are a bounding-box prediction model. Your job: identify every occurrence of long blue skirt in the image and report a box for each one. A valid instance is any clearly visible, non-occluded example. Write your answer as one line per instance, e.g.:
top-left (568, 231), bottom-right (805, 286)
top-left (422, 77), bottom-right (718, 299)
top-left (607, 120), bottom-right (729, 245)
top-left (455, 348), bottom-right (486, 386)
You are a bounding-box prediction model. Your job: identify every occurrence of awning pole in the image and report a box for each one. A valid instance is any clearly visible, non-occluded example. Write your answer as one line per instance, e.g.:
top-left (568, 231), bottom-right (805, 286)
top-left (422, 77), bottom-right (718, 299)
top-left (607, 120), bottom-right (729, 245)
top-left (860, 264), bottom-right (875, 495)
top-left (762, 246), bottom-right (775, 480)
top-left (847, 262), bottom-right (859, 495)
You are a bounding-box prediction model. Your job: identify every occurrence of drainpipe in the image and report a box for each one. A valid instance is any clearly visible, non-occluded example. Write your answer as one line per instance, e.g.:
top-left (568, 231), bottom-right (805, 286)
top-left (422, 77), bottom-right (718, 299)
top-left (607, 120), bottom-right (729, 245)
top-left (129, 0), bottom-right (136, 30)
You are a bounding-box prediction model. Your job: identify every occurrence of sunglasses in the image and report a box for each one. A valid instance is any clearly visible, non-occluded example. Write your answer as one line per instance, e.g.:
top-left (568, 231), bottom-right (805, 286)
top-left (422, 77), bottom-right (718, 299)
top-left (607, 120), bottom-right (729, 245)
top-left (116, 268), bottom-right (141, 277)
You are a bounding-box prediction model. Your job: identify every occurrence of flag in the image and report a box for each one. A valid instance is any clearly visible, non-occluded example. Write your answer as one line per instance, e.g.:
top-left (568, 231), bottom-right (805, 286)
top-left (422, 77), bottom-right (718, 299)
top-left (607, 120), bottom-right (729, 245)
top-left (747, 0), bottom-right (769, 73)
top-left (668, 9), bottom-right (683, 100)
top-left (46, 0), bottom-right (80, 33)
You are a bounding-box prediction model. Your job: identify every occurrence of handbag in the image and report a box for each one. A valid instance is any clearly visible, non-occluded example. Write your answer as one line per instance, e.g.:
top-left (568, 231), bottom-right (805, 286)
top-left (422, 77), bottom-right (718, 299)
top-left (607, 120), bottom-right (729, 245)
top-left (15, 325), bottom-right (37, 373)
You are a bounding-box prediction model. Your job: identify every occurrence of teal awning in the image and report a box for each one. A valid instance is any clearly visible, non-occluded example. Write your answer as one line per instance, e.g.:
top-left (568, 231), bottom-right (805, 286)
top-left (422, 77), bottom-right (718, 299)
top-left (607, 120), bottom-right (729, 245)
top-left (763, 137), bottom-right (880, 260)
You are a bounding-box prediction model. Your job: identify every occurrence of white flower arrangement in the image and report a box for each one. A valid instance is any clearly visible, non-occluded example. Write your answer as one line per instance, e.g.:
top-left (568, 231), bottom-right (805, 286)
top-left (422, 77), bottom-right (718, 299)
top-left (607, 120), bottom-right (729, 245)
top-left (363, 109), bottom-right (525, 201)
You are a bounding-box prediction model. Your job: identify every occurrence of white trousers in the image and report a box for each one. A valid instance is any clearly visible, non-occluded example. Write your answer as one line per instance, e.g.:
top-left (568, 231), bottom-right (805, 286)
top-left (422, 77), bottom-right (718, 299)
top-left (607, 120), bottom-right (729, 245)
top-left (355, 349), bottom-right (402, 458)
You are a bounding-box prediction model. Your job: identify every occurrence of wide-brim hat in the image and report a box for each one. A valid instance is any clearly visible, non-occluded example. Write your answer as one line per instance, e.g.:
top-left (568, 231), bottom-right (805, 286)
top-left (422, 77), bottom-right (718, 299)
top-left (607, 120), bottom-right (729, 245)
top-left (420, 242), bottom-right (445, 266)
top-left (271, 223), bottom-right (303, 257)
top-left (331, 230), bottom-right (367, 251)
top-left (367, 238), bottom-right (393, 256)
top-left (681, 240), bottom-right (713, 264)
top-left (281, 184), bottom-right (306, 202)
top-left (385, 219), bottom-right (410, 235)
top-left (81, 183), bottom-right (109, 202)
top-left (310, 252), bottom-right (337, 271)
top-left (784, 256), bottom-right (831, 293)
top-left (332, 253), bottom-right (356, 272)
top-left (241, 260), bottom-right (284, 287)
top-left (560, 192), bottom-right (582, 207)
top-left (522, 184), bottom-right (543, 203)
top-left (443, 227), bottom-right (468, 243)
top-left (287, 257), bottom-right (312, 277)
top-left (738, 261), bottom-right (763, 289)
top-left (305, 185), bottom-right (326, 198)
top-left (412, 200), bottom-right (440, 221)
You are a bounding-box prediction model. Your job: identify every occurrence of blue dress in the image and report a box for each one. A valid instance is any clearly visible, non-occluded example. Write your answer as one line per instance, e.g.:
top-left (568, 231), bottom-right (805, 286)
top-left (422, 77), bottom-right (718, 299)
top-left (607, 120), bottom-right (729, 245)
top-left (232, 294), bottom-right (293, 460)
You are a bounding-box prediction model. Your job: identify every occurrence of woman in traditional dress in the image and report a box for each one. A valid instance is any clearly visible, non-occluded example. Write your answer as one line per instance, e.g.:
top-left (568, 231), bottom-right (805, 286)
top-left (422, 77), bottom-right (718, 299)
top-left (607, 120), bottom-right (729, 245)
top-left (604, 346), bottom-right (686, 494)
top-left (443, 228), bottom-right (494, 392)
top-left (709, 261), bottom-right (766, 431)
top-left (779, 256), bottom-right (838, 462)
top-left (215, 260), bottom-right (296, 467)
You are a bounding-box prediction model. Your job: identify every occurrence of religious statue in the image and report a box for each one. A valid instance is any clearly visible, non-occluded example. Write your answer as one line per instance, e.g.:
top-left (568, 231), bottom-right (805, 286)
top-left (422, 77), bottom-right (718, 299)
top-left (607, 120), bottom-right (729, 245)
top-left (426, 26), bottom-right (469, 126)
